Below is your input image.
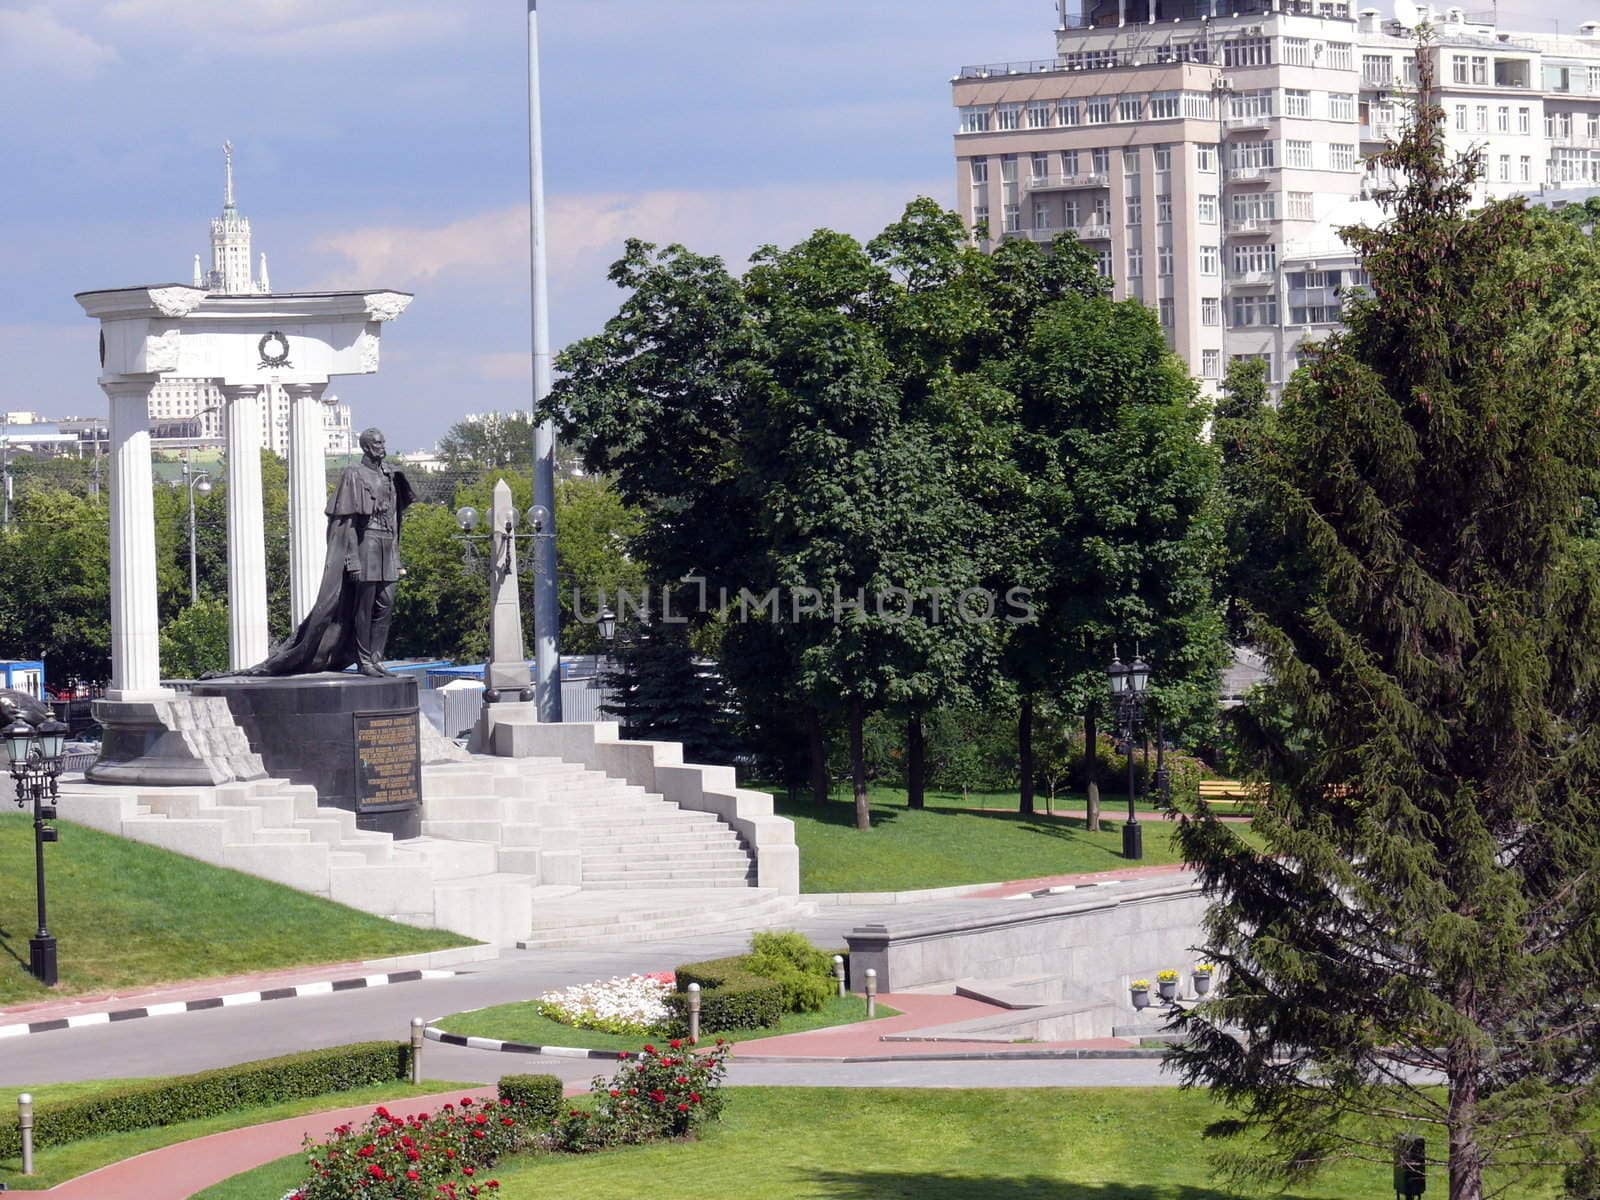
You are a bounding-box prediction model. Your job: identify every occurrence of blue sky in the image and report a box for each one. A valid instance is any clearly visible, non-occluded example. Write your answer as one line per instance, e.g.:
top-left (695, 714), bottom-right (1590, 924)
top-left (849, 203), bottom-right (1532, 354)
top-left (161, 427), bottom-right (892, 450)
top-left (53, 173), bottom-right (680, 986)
top-left (0, 0), bottom-right (1586, 448)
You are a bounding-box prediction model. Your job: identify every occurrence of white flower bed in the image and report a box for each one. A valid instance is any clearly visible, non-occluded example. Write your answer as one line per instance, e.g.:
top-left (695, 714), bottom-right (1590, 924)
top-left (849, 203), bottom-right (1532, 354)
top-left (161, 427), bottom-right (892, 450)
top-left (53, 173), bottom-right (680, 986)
top-left (536, 972), bottom-right (675, 1036)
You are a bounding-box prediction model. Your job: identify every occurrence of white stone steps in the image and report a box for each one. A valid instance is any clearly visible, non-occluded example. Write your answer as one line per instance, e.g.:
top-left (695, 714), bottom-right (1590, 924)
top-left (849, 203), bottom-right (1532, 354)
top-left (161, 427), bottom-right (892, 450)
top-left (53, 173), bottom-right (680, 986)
top-left (421, 819), bottom-right (505, 843)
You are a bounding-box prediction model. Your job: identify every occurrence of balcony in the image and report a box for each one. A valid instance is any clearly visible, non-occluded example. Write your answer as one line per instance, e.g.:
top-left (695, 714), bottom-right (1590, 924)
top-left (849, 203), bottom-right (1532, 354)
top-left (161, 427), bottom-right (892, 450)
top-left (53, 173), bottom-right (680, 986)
top-left (1226, 165), bottom-right (1279, 183)
top-left (1225, 113), bottom-right (1274, 133)
top-left (1027, 172), bottom-right (1111, 192)
top-left (1227, 216), bottom-right (1278, 235)
top-left (1549, 131), bottom-right (1600, 149)
top-left (1230, 268), bottom-right (1277, 286)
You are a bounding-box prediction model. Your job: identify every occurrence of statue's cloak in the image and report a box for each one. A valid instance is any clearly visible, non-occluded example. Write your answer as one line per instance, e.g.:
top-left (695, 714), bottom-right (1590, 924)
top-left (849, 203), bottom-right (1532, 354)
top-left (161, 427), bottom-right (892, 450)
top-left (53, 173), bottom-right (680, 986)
top-left (242, 466), bottom-right (414, 677)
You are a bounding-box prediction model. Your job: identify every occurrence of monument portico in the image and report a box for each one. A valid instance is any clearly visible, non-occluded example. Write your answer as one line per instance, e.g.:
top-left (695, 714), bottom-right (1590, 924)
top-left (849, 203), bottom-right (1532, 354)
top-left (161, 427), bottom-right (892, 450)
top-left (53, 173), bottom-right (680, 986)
top-left (76, 284), bottom-right (412, 784)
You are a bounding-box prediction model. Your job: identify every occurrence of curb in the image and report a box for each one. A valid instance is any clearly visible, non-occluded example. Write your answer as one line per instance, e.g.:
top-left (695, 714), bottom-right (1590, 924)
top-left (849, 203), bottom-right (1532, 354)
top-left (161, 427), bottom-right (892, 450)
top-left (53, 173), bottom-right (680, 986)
top-left (0, 970), bottom-right (459, 1041)
top-left (420, 1025), bottom-right (1169, 1064)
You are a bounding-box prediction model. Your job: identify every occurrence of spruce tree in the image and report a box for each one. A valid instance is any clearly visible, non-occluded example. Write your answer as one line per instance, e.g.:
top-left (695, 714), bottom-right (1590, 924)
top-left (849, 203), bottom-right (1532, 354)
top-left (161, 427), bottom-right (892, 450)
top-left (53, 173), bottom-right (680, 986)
top-left (1174, 48), bottom-right (1600, 1200)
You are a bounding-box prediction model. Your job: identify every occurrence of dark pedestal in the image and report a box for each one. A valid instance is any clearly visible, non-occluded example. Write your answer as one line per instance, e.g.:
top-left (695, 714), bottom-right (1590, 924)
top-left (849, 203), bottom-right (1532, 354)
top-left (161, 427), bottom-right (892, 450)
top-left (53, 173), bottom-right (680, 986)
top-left (192, 674), bottom-right (423, 840)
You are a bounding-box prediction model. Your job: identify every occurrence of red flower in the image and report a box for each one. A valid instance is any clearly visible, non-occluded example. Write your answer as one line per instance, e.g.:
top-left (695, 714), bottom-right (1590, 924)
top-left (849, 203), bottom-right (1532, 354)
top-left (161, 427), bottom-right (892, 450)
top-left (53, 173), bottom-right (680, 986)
top-left (464, 1167), bottom-right (476, 1177)
top-left (501, 1117), bottom-right (514, 1126)
top-left (690, 1092), bottom-right (702, 1103)
top-left (407, 1170), bottom-right (421, 1181)
top-left (367, 1163), bottom-right (386, 1179)
top-left (358, 1144), bottom-right (376, 1158)
top-left (649, 1089), bottom-right (667, 1104)
top-left (473, 1129), bottom-right (487, 1139)
top-left (677, 1103), bottom-right (689, 1112)
top-left (461, 1097), bottom-right (475, 1107)
top-left (670, 1039), bottom-right (682, 1049)
top-left (617, 1051), bottom-right (629, 1060)
top-left (609, 1089), bottom-right (620, 1098)
top-left (376, 1106), bottom-right (392, 1119)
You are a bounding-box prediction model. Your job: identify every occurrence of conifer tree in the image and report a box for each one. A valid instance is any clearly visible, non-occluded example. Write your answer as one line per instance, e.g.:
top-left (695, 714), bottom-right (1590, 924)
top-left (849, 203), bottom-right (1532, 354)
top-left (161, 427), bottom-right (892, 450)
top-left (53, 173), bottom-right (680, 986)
top-left (1174, 46), bottom-right (1600, 1200)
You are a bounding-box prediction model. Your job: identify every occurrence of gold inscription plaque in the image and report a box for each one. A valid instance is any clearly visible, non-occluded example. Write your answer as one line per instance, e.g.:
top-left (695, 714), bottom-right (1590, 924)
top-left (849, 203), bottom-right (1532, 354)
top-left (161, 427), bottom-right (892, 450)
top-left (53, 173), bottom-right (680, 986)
top-left (353, 710), bottom-right (422, 811)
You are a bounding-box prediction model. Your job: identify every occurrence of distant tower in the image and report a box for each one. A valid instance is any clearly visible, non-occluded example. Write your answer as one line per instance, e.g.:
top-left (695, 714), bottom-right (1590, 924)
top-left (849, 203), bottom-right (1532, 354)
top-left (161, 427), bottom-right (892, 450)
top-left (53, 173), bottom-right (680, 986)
top-left (199, 141), bottom-right (271, 295)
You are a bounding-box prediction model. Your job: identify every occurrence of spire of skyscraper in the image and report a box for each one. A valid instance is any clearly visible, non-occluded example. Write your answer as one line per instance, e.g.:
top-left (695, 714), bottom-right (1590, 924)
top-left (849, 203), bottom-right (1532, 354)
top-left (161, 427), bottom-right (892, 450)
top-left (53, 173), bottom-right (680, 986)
top-left (223, 140), bottom-right (236, 212)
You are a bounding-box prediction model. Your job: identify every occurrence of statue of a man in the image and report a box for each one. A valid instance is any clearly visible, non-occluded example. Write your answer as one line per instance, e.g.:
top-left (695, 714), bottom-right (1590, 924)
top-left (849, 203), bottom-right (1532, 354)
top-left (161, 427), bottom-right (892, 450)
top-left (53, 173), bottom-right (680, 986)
top-left (242, 427), bottom-right (414, 678)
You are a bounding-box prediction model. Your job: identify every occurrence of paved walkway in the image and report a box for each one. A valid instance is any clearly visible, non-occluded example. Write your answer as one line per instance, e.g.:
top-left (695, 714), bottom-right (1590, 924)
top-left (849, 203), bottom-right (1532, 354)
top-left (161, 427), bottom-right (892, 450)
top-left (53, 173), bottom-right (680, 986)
top-left (43, 1086), bottom-right (505, 1200)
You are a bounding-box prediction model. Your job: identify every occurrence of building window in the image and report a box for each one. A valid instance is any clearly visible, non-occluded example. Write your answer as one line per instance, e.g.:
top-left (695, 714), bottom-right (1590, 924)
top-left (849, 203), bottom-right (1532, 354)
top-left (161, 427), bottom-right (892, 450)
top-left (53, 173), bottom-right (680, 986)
top-left (1231, 243), bottom-right (1278, 274)
top-left (1327, 43), bottom-right (1353, 71)
top-left (1362, 55), bottom-right (1392, 86)
top-left (1283, 37), bottom-right (1312, 66)
top-left (1064, 199), bottom-right (1079, 226)
top-left (1201, 297), bottom-right (1221, 327)
top-left (1199, 193), bottom-right (1218, 223)
top-left (1027, 102), bottom-right (1052, 129)
top-left (1118, 95), bottom-right (1143, 122)
top-left (959, 106), bottom-right (991, 134)
top-left (1062, 149), bottom-right (1079, 176)
top-left (1284, 88), bottom-right (1311, 117)
top-left (1497, 154), bottom-right (1510, 182)
top-left (1150, 91), bottom-right (1180, 120)
top-left (1126, 195), bottom-right (1143, 225)
top-left (1285, 139), bottom-right (1313, 169)
top-left (1330, 143), bottom-right (1357, 171)
top-left (1183, 92), bottom-right (1216, 119)
top-left (1086, 98), bottom-right (1112, 125)
top-left (1200, 246), bottom-right (1219, 275)
top-left (1472, 55), bottom-right (1488, 85)
top-left (1231, 140), bottom-right (1277, 170)
top-left (1232, 89), bottom-right (1275, 120)
top-left (1031, 152), bottom-right (1050, 184)
top-left (1198, 144), bottom-right (1218, 173)
top-left (1287, 191), bottom-right (1313, 219)
top-left (1124, 149), bottom-right (1141, 177)
top-left (1224, 37), bottom-right (1271, 68)
top-left (1518, 107), bottom-right (1531, 134)
top-left (1231, 192), bottom-right (1277, 222)
top-left (1202, 349), bottom-right (1221, 378)
top-left (1158, 246), bottom-right (1174, 277)
top-left (1590, 66), bottom-right (1600, 94)
top-left (1158, 297), bottom-right (1175, 327)
top-left (1497, 105), bottom-right (1510, 133)
top-left (1154, 146), bottom-right (1172, 173)
top-left (1231, 296), bottom-right (1280, 328)
top-left (1329, 93), bottom-right (1356, 122)
top-left (1095, 250), bottom-right (1113, 278)
top-left (1091, 148), bottom-right (1110, 175)
top-left (1454, 104), bottom-right (1468, 132)
top-left (1452, 55), bottom-right (1469, 84)
top-left (1520, 155), bottom-right (1532, 182)
top-left (1058, 99), bottom-right (1080, 127)
top-left (1475, 105), bottom-right (1488, 132)
top-left (1157, 195), bottom-right (1173, 224)
top-left (1033, 201), bottom-right (1052, 231)
top-left (1127, 246), bottom-right (1144, 278)
top-left (1004, 204), bottom-right (1022, 232)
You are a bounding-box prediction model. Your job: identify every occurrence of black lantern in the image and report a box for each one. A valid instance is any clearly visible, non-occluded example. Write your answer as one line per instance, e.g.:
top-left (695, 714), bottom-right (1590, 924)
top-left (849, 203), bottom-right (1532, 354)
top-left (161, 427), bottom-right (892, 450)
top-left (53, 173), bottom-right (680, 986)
top-left (1107, 656), bottom-right (1129, 697)
top-left (1128, 655), bottom-right (1151, 695)
top-left (36, 719), bottom-right (67, 766)
top-left (1108, 647), bottom-right (1154, 863)
top-left (598, 607), bottom-right (617, 644)
top-left (3, 718), bottom-right (33, 766)
top-left (5, 717), bottom-right (64, 987)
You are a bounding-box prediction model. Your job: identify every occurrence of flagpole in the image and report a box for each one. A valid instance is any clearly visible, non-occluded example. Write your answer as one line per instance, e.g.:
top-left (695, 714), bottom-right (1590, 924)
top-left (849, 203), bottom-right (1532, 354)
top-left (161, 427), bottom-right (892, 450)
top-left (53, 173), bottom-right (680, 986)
top-left (528, 0), bottom-right (562, 721)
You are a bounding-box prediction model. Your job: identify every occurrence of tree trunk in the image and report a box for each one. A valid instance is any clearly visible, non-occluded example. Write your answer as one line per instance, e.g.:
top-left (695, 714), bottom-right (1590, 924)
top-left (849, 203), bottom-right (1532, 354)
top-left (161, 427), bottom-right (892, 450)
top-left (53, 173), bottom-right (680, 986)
top-left (806, 708), bottom-right (829, 806)
top-left (1085, 708), bottom-right (1101, 833)
top-left (1448, 1049), bottom-right (1483, 1200)
top-left (849, 698), bottom-right (872, 831)
top-left (1018, 695), bottom-right (1035, 815)
top-left (906, 713), bottom-right (926, 810)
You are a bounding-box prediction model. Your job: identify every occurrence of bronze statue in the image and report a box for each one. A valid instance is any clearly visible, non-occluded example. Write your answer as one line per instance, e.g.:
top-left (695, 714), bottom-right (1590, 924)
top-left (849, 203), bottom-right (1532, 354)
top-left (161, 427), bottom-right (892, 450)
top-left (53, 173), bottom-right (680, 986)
top-left (243, 427), bottom-right (414, 678)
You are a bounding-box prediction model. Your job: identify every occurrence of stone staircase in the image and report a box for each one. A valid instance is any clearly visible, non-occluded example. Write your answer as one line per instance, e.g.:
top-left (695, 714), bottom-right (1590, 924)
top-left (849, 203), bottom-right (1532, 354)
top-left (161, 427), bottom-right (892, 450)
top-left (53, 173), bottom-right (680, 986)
top-left (516, 888), bottom-right (808, 950)
top-left (58, 775), bottom-right (534, 946)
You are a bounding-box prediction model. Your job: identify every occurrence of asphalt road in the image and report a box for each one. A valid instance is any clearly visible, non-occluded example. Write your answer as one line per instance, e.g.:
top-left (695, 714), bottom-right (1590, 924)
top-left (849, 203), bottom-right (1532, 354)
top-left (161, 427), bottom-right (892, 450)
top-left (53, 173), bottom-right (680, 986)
top-left (0, 906), bottom-right (1179, 1091)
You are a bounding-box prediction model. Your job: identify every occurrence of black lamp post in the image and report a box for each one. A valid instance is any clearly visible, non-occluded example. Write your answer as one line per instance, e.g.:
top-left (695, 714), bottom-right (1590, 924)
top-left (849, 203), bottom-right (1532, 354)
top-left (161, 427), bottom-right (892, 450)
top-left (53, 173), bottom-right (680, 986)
top-left (1108, 649), bottom-right (1152, 861)
top-left (4, 717), bottom-right (67, 986)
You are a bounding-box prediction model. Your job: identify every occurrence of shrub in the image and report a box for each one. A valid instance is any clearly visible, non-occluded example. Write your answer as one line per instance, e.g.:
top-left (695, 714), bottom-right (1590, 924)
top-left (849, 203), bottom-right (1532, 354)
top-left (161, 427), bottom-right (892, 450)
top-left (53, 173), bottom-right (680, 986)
top-left (666, 956), bottom-right (786, 1034)
top-left (548, 1040), bottom-right (730, 1152)
top-left (293, 1096), bottom-right (525, 1199)
top-left (0, 1042), bottom-right (410, 1158)
top-left (745, 931), bottom-right (835, 1014)
top-left (496, 1075), bottom-right (563, 1125)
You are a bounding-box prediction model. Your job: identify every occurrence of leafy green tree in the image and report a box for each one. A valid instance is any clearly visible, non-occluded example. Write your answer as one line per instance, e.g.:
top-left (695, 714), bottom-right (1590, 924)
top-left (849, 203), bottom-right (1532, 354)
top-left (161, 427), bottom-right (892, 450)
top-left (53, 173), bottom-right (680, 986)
top-left (1174, 56), bottom-right (1600, 1200)
top-left (159, 598), bottom-right (230, 678)
top-left (0, 487), bottom-right (111, 682)
top-left (600, 620), bottom-right (740, 767)
top-left (437, 411), bottom-right (536, 470)
top-left (1214, 356), bottom-right (1280, 645)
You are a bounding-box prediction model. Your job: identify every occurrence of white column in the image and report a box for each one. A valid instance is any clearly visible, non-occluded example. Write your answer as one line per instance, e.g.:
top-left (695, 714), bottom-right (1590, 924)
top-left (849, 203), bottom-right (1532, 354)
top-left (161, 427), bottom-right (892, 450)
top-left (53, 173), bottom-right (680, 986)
top-left (221, 383), bottom-right (270, 670)
top-left (101, 379), bottom-right (171, 700)
top-left (284, 382), bottom-right (329, 626)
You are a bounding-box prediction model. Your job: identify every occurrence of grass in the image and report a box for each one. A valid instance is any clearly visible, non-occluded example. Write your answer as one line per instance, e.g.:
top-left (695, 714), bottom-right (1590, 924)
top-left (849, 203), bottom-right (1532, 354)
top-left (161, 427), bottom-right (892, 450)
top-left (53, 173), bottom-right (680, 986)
top-left (0, 1077), bottom-right (481, 1191)
top-left (197, 1086), bottom-right (1544, 1200)
top-left (762, 786), bottom-right (1213, 893)
top-left (437, 993), bottom-right (900, 1052)
top-left (0, 815), bottom-right (472, 1005)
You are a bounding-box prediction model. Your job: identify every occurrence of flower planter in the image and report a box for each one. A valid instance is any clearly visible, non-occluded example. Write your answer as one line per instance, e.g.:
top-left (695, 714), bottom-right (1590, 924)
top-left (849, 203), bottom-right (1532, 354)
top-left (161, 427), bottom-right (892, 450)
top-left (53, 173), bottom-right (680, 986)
top-left (1130, 988), bottom-right (1151, 1011)
top-left (1192, 972), bottom-right (1213, 996)
top-left (1158, 980), bottom-right (1179, 1002)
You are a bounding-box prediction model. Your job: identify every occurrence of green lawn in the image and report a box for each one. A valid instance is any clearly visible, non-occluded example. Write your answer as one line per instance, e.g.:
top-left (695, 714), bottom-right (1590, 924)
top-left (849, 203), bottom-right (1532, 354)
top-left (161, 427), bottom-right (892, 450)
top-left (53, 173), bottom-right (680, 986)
top-left (198, 1087), bottom-right (1542, 1200)
top-left (766, 787), bottom-right (1209, 893)
top-left (437, 994), bottom-right (900, 1052)
top-left (0, 1077), bottom-right (480, 1191)
top-left (0, 815), bottom-right (472, 1004)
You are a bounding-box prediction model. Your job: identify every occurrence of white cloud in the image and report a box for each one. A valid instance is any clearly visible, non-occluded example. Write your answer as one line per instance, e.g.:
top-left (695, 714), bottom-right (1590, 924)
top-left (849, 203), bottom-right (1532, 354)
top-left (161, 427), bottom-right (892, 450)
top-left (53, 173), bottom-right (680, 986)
top-left (309, 179), bottom-right (948, 293)
top-left (0, 6), bottom-right (117, 79)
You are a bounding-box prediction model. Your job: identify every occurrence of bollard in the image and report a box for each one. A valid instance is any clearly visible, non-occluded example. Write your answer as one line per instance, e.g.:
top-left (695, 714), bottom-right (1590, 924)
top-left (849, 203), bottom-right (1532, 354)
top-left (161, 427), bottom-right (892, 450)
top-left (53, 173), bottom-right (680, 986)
top-left (832, 954), bottom-right (846, 998)
top-left (864, 968), bottom-right (877, 1018)
top-left (687, 982), bottom-right (702, 1043)
top-left (410, 1018), bottom-right (425, 1086)
top-left (17, 1093), bottom-right (33, 1176)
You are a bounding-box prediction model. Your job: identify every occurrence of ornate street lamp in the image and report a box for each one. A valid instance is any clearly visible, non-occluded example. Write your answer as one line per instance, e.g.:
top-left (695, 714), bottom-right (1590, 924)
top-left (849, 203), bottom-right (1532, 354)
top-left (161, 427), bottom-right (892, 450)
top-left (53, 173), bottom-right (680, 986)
top-left (5, 717), bottom-right (67, 986)
top-left (1108, 647), bottom-right (1154, 862)
top-left (597, 607), bottom-right (617, 645)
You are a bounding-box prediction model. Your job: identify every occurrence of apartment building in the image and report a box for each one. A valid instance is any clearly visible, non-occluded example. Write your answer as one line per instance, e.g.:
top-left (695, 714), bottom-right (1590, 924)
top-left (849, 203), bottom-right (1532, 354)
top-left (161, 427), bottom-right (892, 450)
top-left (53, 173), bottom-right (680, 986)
top-left (953, 1), bottom-right (1600, 389)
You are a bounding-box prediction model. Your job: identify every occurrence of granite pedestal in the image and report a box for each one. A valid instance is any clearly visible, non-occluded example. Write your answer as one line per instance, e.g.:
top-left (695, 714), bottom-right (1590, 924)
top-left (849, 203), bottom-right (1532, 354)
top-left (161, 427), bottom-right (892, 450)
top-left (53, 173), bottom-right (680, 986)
top-left (192, 673), bottom-right (422, 839)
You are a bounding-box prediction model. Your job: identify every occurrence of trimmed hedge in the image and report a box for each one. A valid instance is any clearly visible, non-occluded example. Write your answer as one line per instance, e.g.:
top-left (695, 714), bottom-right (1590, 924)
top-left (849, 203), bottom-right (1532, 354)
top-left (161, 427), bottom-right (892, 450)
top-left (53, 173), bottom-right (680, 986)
top-left (0, 1041), bottom-right (411, 1158)
top-left (666, 955), bottom-right (786, 1034)
top-left (497, 1073), bottom-right (564, 1124)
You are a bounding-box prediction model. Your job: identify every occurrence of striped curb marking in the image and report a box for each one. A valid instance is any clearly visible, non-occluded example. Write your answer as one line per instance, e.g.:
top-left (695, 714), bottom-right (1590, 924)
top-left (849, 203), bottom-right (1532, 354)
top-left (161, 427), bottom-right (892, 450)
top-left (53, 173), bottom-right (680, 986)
top-left (0, 970), bottom-right (458, 1040)
top-left (423, 1025), bottom-right (637, 1061)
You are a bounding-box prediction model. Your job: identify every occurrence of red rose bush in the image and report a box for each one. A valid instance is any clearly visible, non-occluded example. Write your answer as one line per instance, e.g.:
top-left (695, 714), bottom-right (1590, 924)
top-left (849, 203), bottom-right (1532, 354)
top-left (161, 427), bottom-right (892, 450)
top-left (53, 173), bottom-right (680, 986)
top-left (548, 1039), bottom-right (730, 1152)
top-left (289, 1099), bottom-right (521, 1200)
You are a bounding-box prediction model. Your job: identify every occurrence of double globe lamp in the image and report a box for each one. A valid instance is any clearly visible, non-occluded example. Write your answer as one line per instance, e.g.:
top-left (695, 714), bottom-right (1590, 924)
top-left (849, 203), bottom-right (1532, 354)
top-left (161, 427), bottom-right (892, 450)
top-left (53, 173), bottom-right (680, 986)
top-left (4, 716), bottom-right (69, 986)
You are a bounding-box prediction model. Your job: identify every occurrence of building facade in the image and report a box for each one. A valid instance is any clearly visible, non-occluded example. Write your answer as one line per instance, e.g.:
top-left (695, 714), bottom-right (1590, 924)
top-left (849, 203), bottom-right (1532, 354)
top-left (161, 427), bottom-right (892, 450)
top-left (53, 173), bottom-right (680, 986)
top-left (147, 144), bottom-right (354, 458)
top-left (953, 2), bottom-right (1600, 388)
